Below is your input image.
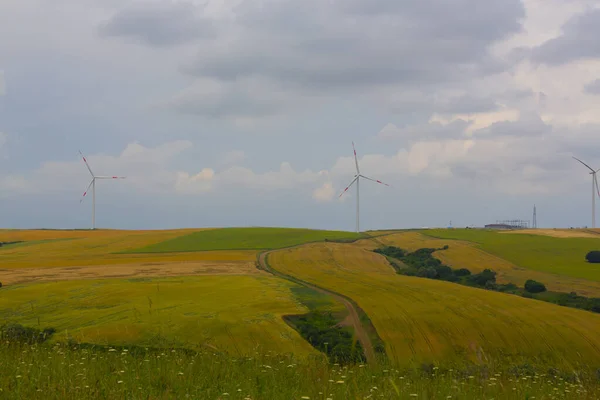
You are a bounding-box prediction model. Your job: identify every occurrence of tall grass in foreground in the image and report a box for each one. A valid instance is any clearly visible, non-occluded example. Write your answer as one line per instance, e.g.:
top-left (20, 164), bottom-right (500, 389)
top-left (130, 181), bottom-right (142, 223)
top-left (1, 342), bottom-right (599, 399)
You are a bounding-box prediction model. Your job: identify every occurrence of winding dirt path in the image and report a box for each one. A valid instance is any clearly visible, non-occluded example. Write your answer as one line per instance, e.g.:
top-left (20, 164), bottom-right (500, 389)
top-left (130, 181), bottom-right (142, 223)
top-left (258, 250), bottom-right (376, 364)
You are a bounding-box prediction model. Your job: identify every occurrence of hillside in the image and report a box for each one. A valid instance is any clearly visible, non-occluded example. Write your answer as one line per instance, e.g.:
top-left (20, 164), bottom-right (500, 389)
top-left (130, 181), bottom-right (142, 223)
top-left (269, 239), bottom-right (600, 367)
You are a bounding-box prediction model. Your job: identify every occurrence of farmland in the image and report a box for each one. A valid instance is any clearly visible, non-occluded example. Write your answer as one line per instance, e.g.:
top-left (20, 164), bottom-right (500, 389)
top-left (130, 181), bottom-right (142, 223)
top-left (0, 229), bottom-right (259, 270)
top-left (425, 229), bottom-right (600, 282)
top-left (128, 227), bottom-right (364, 253)
top-left (2, 227), bottom-right (600, 398)
top-left (376, 231), bottom-right (600, 296)
top-left (0, 275), bottom-right (320, 356)
top-left (268, 240), bottom-right (600, 368)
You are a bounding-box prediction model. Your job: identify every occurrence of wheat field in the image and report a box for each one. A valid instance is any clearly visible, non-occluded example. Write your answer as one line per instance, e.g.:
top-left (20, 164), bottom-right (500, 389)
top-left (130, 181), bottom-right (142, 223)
top-left (0, 275), bottom-right (318, 357)
top-left (269, 240), bottom-right (600, 367)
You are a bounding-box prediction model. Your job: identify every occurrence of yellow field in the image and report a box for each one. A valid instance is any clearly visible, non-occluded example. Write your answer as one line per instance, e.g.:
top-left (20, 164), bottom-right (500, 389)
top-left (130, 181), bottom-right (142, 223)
top-left (502, 229), bottom-right (600, 239)
top-left (269, 241), bottom-right (600, 367)
top-left (0, 229), bottom-right (256, 270)
top-left (0, 275), bottom-right (318, 357)
top-left (377, 232), bottom-right (600, 297)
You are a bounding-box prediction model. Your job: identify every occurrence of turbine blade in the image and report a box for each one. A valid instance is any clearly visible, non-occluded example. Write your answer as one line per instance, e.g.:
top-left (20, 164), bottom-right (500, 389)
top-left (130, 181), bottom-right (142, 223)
top-left (339, 177), bottom-right (358, 198)
top-left (80, 179), bottom-right (94, 203)
top-left (352, 142), bottom-right (360, 175)
top-left (95, 176), bottom-right (126, 179)
top-left (359, 175), bottom-right (390, 187)
top-left (79, 150), bottom-right (95, 177)
top-left (573, 156), bottom-right (595, 172)
top-left (595, 173), bottom-right (600, 199)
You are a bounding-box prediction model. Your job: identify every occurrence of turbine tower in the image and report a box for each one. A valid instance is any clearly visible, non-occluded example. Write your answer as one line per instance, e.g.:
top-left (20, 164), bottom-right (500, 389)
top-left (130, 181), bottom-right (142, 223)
top-left (339, 142), bottom-right (389, 233)
top-left (79, 150), bottom-right (126, 229)
top-left (573, 156), bottom-right (600, 229)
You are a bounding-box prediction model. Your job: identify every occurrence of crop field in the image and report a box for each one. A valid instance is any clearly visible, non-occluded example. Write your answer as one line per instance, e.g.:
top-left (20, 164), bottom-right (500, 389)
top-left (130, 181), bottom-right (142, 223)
top-left (128, 227), bottom-right (364, 253)
top-left (269, 241), bottom-right (600, 367)
top-left (377, 231), bottom-right (600, 296)
top-left (504, 228), bottom-right (600, 239)
top-left (0, 275), bottom-right (319, 357)
top-left (0, 229), bottom-right (256, 270)
top-left (425, 229), bottom-right (600, 282)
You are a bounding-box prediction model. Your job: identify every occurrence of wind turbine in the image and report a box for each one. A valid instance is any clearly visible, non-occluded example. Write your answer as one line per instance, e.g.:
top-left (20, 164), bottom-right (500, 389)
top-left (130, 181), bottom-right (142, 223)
top-left (339, 142), bottom-right (389, 233)
top-left (79, 150), bottom-right (126, 230)
top-left (573, 156), bottom-right (600, 229)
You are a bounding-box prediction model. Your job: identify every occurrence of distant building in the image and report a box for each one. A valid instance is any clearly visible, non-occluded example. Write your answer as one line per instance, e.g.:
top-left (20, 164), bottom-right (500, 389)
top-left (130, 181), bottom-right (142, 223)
top-left (485, 219), bottom-right (529, 230)
top-left (484, 224), bottom-right (516, 230)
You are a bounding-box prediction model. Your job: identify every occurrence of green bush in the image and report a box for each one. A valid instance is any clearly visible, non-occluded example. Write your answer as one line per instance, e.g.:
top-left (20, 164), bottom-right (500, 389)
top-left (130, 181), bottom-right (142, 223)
top-left (454, 268), bottom-right (471, 276)
top-left (467, 269), bottom-right (497, 287)
top-left (0, 324), bottom-right (56, 345)
top-left (585, 251), bottom-right (600, 263)
top-left (525, 280), bottom-right (547, 293)
top-left (417, 267), bottom-right (438, 279)
top-left (285, 312), bottom-right (365, 364)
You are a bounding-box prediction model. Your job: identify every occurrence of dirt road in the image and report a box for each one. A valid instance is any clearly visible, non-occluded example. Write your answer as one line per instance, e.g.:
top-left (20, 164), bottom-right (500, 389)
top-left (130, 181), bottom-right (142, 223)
top-left (258, 250), bottom-right (376, 364)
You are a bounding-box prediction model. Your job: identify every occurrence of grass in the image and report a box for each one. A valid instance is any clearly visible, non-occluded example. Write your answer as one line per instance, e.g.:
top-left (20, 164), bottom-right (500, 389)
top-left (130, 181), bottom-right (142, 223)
top-left (269, 240), bottom-right (600, 368)
top-left (128, 227), bottom-right (364, 253)
top-left (1, 342), bottom-right (599, 400)
top-left (0, 276), bottom-right (318, 357)
top-left (424, 229), bottom-right (600, 282)
top-left (377, 231), bottom-right (600, 297)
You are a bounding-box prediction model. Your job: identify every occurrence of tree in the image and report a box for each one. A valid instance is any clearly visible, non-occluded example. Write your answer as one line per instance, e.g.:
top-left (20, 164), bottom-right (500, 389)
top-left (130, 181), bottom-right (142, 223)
top-left (585, 251), bottom-right (600, 263)
top-left (524, 279), bottom-right (546, 293)
top-left (468, 269), bottom-right (496, 287)
top-left (454, 268), bottom-right (471, 277)
top-left (417, 267), bottom-right (438, 279)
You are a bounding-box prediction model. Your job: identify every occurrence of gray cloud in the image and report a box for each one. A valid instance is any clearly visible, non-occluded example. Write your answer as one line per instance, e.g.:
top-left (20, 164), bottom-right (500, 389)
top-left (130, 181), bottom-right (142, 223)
top-left (584, 79), bottom-right (600, 94)
top-left (98, 1), bottom-right (213, 47)
top-left (530, 8), bottom-right (600, 65)
top-left (379, 119), bottom-right (472, 142)
top-left (164, 78), bottom-right (291, 119)
top-left (476, 113), bottom-right (552, 138)
top-left (179, 0), bottom-right (524, 95)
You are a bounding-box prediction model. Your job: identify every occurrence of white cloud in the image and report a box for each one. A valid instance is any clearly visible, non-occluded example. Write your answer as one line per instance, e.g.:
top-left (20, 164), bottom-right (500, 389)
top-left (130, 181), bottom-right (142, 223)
top-left (175, 168), bottom-right (215, 194)
top-left (312, 182), bottom-right (335, 202)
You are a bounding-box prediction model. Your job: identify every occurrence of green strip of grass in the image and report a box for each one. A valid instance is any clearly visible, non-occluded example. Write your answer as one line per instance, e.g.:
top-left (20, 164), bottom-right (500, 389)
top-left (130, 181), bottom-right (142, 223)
top-left (125, 227), bottom-right (365, 253)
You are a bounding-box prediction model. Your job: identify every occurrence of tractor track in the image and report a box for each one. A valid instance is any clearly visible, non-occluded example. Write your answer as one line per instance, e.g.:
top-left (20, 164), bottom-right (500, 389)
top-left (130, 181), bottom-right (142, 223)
top-left (258, 248), bottom-right (376, 364)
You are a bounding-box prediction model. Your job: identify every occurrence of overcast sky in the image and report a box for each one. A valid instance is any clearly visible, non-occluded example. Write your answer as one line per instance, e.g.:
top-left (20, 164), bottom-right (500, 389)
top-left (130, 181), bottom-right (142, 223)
top-left (1, 0), bottom-right (600, 231)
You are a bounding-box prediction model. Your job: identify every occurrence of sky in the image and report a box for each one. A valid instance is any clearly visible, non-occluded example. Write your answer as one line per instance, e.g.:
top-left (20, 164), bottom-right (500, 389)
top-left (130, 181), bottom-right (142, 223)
top-left (1, 0), bottom-right (600, 231)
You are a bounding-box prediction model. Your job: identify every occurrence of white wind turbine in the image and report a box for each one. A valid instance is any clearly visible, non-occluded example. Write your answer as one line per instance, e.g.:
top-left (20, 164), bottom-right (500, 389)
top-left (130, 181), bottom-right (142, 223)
top-left (573, 156), bottom-right (600, 229)
top-left (339, 142), bottom-right (389, 233)
top-left (79, 150), bottom-right (126, 229)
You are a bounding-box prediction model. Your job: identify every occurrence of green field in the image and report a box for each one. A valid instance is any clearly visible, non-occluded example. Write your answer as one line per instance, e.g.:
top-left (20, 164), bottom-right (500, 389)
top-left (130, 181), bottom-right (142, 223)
top-left (425, 229), bottom-right (600, 282)
top-left (128, 227), bottom-right (364, 253)
top-left (0, 275), bottom-right (317, 357)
